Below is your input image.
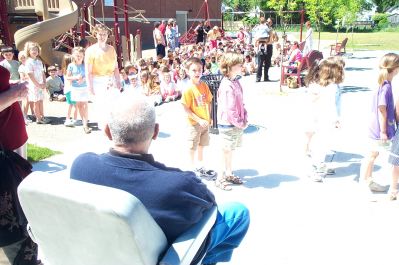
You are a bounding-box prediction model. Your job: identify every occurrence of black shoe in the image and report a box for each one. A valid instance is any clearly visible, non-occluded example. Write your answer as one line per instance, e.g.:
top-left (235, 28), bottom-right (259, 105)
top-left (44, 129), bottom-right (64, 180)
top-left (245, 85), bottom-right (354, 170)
top-left (264, 78), bottom-right (271, 82)
top-left (256, 79), bottom-right (261, 82)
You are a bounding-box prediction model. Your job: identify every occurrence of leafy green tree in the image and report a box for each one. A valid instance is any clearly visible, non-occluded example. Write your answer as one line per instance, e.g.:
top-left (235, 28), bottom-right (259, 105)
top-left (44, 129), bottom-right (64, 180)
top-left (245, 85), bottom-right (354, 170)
top-left (372, 0), bottom-right (399, 12)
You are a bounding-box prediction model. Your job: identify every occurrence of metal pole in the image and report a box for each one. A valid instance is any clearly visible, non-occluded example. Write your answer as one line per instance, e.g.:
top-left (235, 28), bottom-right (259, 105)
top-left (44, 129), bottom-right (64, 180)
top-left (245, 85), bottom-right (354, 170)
top-left (123, 0), bottom-right (130, 62)
top-left (0, 0), bottom-right (11, 46)
top-left (113, 0), bottom-right (122, 68)
top-left (204, 0), bottom-right (208, 21)
top-left (81, 5), bottom-right (86, 39)
top-left (101, 0), bottom-right (105, 23)
top-left (91, 1), bottom-right (96, 19)
top-left (299, 9), bottom-right (304, 42)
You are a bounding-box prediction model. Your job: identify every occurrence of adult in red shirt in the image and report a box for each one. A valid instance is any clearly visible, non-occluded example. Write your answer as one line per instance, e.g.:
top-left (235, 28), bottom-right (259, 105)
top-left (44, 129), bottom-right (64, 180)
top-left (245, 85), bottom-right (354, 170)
top-left (0, 65), bottom-right (39, 265)
top-left (159, 20), bottom-right (166, 36)
top-left (0, 65), bottom-right (28, 154)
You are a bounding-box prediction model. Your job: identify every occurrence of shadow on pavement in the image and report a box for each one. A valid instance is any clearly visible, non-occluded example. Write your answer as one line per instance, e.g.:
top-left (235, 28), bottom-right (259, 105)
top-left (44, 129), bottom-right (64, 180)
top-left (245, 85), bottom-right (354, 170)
top-left (234, 168), bottom-right (259, 177)
top-left (32, 160), bottom-right (67, 173)
top-left (47, 116), bottom-right (65, 125)
top-left (341, 85), bottom-right (371, 94)
top-left (158, 131), bottom-right (171, 138)
top-left (330, 151), bottom-right (363, 162)
top-left (345, 67), bottom-right (373, 71)
top-left (348, 56), bottom-right (376, 60)
top-left (244, 124), bottom-right (266, 134)
top-left (243, 174), bottom-right (299, 189)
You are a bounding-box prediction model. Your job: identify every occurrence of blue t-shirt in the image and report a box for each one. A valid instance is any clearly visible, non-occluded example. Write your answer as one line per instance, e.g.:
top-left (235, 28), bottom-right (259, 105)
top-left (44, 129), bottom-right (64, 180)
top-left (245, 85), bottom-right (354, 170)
top-left (67, 63), bottom-right (86, 88)
top-left (369, 81), bottom-right (396, 140)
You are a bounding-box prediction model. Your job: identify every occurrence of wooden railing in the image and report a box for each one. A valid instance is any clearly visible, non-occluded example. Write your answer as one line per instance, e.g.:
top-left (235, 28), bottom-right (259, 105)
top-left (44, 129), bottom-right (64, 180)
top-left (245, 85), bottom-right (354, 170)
top-left (10, 0), bottom-right (60, 12)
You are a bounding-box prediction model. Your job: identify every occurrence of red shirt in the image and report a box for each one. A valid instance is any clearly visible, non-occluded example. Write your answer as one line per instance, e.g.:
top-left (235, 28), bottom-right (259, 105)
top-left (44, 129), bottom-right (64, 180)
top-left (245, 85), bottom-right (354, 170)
top-left (159, 23), bottom-right (166, 35)
top-left (0, 66), bottom-right (28, 150)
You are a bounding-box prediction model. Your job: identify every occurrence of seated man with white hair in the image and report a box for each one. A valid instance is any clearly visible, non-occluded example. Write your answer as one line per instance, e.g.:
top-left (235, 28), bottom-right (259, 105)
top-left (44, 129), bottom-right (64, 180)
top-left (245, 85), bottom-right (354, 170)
top-left (70, 95), bottom-right (250, 265)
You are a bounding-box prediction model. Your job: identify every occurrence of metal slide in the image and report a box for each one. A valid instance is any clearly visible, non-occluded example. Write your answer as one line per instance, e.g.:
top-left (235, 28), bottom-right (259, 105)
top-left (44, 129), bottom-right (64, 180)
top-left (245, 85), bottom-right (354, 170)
top-left (14, 0), bottom-right (79, 65)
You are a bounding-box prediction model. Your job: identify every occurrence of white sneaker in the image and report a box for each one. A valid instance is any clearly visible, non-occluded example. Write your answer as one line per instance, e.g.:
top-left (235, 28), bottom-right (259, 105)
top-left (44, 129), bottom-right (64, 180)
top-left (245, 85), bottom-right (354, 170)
top-left (64, 119), bottom-right (75, 127)
top-left (368, 180), bottom-right (388, 192)
top-left (24, 117), bottom-right (33, 125)
top-left (74, 119), bottom-right (83, 126)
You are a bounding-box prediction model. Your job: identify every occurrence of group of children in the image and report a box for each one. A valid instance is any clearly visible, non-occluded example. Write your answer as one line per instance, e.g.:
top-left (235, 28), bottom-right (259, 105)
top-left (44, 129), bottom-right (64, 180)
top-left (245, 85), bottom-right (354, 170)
top-left (2, 30), bottom-right (399, 196)
top-left (303, 52), bottom-right (399, 201)
top-left (0, 43), bottom-right (92, 133)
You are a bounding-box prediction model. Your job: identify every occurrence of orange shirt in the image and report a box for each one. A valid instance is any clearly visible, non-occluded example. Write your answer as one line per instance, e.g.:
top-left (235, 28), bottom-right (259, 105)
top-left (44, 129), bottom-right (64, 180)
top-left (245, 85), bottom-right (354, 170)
top-left (181, 82), bottom-right (213, 125)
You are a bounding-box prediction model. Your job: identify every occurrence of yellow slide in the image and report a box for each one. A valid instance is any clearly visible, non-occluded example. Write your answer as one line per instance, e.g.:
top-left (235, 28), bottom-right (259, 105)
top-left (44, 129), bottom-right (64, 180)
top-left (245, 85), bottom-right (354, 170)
top-left (14, 0), bottom-right (79, 66)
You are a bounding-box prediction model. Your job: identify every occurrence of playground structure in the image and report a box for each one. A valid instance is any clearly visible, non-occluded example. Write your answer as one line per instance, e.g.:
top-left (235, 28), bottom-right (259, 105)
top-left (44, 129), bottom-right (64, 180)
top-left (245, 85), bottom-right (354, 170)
top-left (1, 0), bottom-right (147, 67)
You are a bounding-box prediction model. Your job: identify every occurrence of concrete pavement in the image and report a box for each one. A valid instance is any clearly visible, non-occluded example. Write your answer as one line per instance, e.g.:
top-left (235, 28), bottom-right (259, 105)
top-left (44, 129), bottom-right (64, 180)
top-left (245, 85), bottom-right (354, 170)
top-left (2, 50), bottom-right (399, 265)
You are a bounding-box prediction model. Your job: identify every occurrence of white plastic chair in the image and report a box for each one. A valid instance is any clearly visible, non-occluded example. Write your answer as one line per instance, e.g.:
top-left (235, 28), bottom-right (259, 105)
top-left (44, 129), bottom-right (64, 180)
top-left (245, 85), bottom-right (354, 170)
top-left (18, 171), bottom-right (217, 265)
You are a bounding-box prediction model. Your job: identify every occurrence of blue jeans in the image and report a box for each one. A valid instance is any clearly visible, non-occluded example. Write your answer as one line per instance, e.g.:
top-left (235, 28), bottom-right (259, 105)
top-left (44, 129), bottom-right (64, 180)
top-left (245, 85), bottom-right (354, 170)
top-left (202, 202), bottom-right (250, 264)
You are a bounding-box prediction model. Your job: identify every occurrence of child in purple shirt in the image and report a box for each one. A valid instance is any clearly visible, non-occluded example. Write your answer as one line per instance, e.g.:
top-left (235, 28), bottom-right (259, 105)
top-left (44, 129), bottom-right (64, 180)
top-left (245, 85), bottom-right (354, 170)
top-left (361, 53), bottom-right (398, 193)
top-left (215, 52), bottom-right (248, 191)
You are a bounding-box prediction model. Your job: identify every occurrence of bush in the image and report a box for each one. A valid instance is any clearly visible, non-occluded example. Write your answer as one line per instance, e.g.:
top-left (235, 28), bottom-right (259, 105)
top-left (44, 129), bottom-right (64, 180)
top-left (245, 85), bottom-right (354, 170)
top-left (372, 13), bottom-right (388, 29)
top-left (242, 16), bottom-right (258, 27)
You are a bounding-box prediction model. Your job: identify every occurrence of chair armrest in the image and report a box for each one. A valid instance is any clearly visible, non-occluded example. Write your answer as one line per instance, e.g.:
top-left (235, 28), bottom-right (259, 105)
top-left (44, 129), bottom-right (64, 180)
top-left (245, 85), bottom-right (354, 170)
top-left (159, 206), bottom-right (217, 265)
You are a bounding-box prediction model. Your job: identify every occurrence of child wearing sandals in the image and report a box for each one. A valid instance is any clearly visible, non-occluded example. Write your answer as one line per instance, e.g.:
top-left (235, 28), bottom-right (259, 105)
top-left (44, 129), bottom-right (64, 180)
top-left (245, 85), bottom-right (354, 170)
top-left (380, 53), bottom-right (399, 200)
top-left (215, 52), bottom-right (248, 190)
top-left (361, 53), bottom-right (397, 193)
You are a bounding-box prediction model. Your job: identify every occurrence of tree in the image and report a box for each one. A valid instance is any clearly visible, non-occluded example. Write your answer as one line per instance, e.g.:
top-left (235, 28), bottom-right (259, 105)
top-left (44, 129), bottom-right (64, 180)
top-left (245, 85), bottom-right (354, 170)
top-left (372, 0), bottom-right (399, 12)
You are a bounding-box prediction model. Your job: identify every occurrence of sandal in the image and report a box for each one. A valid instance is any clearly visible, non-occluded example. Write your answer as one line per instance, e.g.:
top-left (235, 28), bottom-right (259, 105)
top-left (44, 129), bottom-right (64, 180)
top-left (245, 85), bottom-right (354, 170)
top-left (388, 190), bottom-right (398, 201)
top-left (225, 174), bottom-right (243, 185)
top-left (215, 178), bottom-right (232, 191)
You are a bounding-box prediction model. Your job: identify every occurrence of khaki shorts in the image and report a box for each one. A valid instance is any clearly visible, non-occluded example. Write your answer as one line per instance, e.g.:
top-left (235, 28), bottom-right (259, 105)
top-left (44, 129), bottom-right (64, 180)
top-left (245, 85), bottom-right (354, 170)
top-left (367, 138), bottom-right (392, 153)
top-left (219, 126), bottom-right (243, 151)
top-left (188, 123), bottom-right (210, 150)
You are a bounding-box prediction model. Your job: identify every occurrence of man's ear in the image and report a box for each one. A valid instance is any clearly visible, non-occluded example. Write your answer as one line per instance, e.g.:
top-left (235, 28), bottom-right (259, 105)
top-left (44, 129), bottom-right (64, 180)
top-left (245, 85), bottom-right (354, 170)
top-left (104, 124), bottom-right (113, 140)
top-left (152, 123), bottom-right (159, 140)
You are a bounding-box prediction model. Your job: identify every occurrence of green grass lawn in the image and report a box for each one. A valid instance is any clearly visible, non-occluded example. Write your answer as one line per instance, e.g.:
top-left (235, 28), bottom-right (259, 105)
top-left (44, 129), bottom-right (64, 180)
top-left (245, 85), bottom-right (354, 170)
top-left (27, 143), bottom-right (61, 163)
top-left (317, 32), bottom-right (399, 51)
top-left (287, 31), bottom-right (399, 51)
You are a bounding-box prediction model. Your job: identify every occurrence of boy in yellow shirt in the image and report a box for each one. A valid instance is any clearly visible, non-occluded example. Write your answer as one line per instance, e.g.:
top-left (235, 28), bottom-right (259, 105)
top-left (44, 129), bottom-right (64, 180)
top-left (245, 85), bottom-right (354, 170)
top-left (181, 57), bottom-right (216, 179)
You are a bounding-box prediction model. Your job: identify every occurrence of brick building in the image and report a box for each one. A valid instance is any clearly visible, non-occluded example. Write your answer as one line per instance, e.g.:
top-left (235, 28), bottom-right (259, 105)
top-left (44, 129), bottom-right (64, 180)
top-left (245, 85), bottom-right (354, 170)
top-left (2, 0), bottom-right (221, 49)
top-left (74, 0), bottom-right (222, 48)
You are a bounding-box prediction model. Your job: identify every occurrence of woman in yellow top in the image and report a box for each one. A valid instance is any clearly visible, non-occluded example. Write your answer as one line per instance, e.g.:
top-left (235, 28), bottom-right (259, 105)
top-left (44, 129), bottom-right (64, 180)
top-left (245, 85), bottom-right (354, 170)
top-left (85, 24), bottom-right (121, 129)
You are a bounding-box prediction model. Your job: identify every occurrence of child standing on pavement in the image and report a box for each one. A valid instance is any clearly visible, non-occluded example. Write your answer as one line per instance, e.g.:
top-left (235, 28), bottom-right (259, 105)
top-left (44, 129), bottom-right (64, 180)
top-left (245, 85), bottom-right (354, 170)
top-left (361, 53), bottom-right (398, 192)
top-left (378, 54), bottom-right (399, 200)
top-left (215, 52), bottom-right (247, 191)
top-left (181, 57), bottom-right (216, 178)
top-left (24, 41), bottom-right (50, 124)
top-left (61, 53), bottom-right (78, 127)
top-left (304, 57), bottom-right (344, 182)
top-left (66, 47), bottom-right (91, 134)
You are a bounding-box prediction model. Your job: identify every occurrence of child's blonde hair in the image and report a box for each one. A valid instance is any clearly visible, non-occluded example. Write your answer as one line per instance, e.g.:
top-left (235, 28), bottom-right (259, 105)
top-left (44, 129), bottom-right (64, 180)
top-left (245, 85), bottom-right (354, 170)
top-left (18, 51), bottom-right (27, 62)
top-left (318, 57), bottom-right (345, 86)
top-left (184, 57), bottom-right (202, 71)
top-left (92, 24), bottom-right (110, 36)
top-left (218, 52), bottom-right (244, 77)
top-left (24, 41), bottom-right (41, 58)
top-left (61, 53), bottom-right (73, 74)
top-left (378, 53), bottom-right (399, 86)
top-left (306, 57), bottom-right (345, 87)
top-left (71, 46), bottom-right (85, 63)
